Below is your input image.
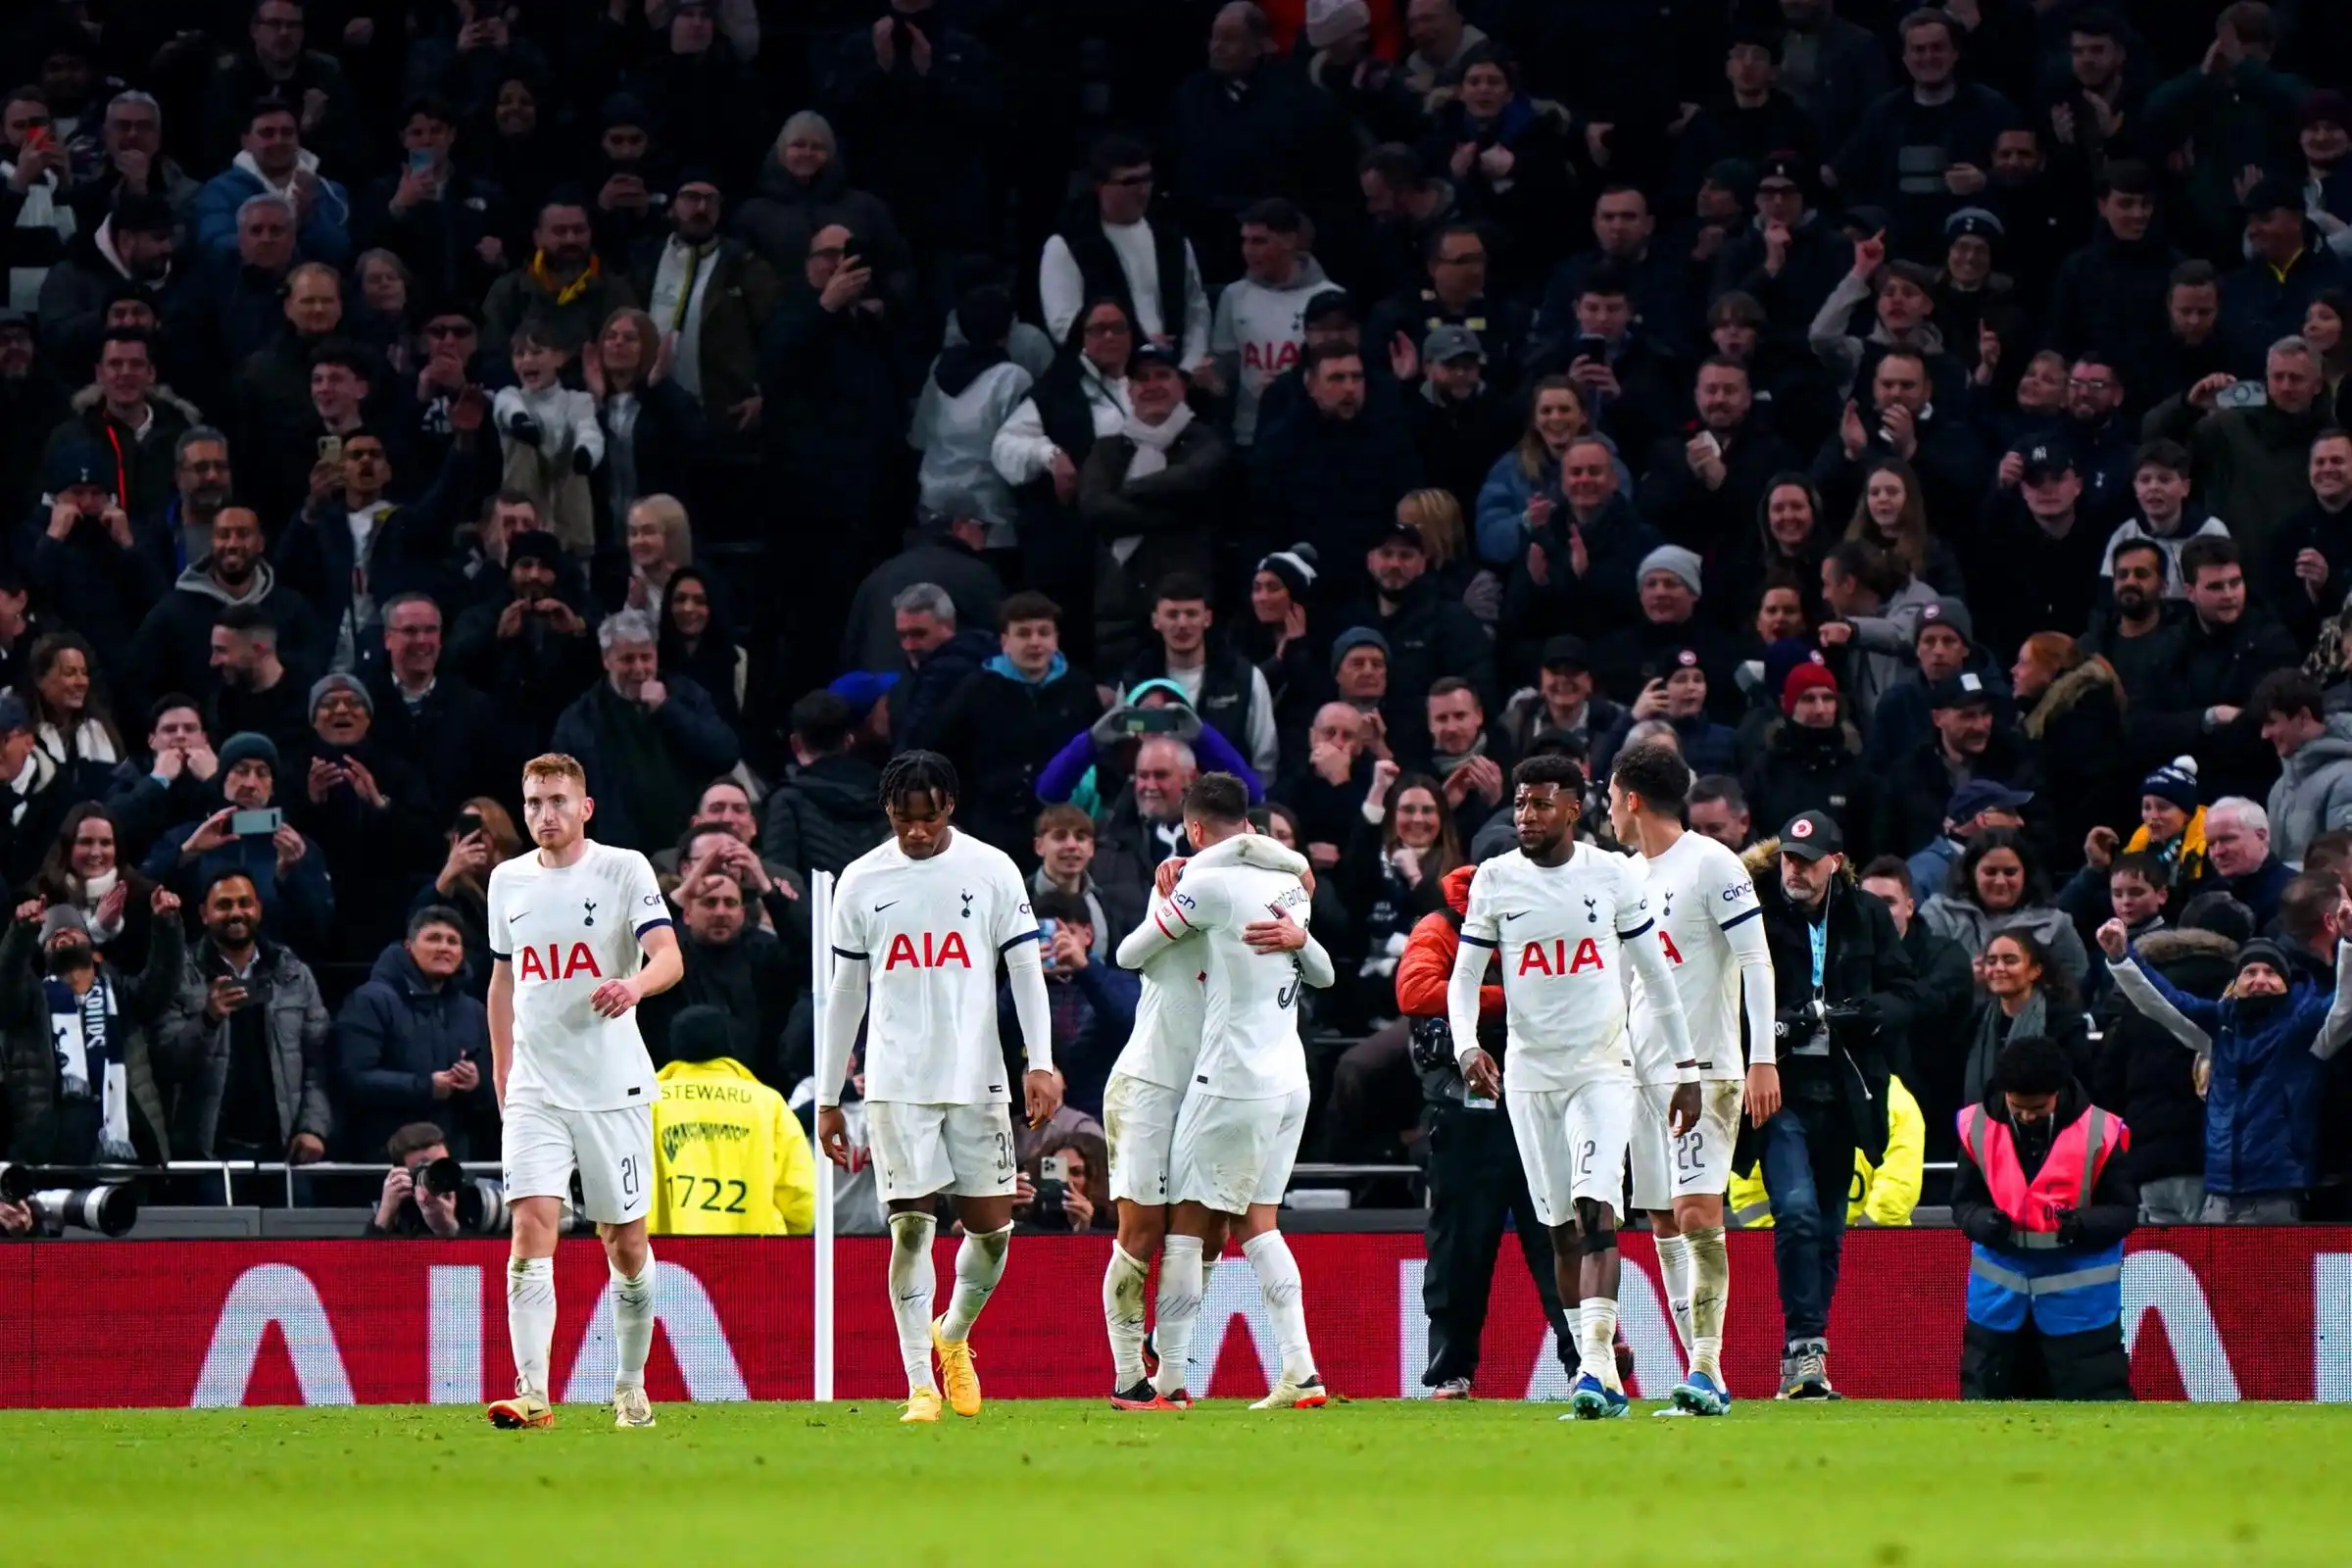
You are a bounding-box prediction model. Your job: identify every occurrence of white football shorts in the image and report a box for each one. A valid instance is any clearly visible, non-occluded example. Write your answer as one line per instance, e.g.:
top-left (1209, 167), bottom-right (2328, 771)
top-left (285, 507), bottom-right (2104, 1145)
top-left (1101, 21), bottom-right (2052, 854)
top-left (865, 1101), bottom-right (1018, 1202)
top-left (1102, 1073), bottom-right (1186, 1206)
top-left (1630, 1079), bottom-right (1744, 1212)
top-left (1170, 1087), bottom-right (1310, 1214)
top-left (1507, 1072), bottom-right (1638, 1227)
top-left (503, 1098), bottom-right (654, 1225)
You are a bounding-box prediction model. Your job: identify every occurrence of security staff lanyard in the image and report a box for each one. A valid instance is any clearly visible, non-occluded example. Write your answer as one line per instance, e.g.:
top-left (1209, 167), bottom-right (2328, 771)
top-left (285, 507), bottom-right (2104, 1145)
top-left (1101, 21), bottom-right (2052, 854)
top-left (1802, 912), bottom-right (1831, 1056)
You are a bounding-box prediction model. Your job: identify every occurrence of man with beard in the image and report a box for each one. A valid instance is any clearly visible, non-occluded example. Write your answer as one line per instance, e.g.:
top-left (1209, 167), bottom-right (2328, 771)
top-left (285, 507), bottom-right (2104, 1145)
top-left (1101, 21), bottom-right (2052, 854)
top-left (2080, 540), bottom-right (2188, 710)
top-left (0, 884), bottom-right (184, 1165)
top-left (130, 506), bottom-right (323, 714)
top-left (626, 172), bottom-right (776, 433)
top-left (482, 197), bottom-right (637, 353)
top-left (37, 191), bottom-right (184, 372)
top-left (158, 870), bottom-right (332, 1166)
top-left (155, 427), bottom-right (232, 576)
top-left (206, 606), bottom-right (313, 760)
top-left (1096, 734), bottom-right (1199, 906)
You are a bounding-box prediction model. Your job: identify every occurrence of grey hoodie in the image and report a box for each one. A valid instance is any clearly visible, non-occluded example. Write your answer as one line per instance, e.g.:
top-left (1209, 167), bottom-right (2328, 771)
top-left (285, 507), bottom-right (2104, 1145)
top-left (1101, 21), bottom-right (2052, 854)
top-left (2267, 711), bottom-right (2352, 866)
top-left (1917, 894), bottom-right (2091, 991)
top-left (1209, 255), bottom-right (1332, 446)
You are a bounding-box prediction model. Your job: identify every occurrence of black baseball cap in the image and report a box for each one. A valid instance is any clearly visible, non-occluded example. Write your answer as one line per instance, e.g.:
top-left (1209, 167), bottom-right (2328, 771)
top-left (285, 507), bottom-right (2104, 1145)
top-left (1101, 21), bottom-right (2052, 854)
top-left (1928, 671), bottom-right (1995, 710)
top-left (2021, 443), bottom-right (2078, 485)
top-left (1301, 289), bottom-right (1356, 327)
top-left (1540, 634), bottom-right (1590, 672)
top-left (1779, 810), bottom-right (1843, 860)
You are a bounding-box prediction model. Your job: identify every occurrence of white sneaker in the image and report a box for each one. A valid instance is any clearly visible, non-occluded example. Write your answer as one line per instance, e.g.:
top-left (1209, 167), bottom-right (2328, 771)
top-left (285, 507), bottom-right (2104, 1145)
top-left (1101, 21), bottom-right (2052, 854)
top-left (613, 1387), bottom-right (657, 1428)
top-left (1250, 1374), bottom-right (1328, 1410)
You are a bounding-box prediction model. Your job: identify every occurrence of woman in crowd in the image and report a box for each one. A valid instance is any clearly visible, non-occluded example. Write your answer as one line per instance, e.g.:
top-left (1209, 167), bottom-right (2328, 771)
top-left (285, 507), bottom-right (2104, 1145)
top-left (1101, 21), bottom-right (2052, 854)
top-left (1730, 474), bottom-right (1834, 628)
top-left (2305, 291), bottom-right (2350, 423)
top-left (586, 308), bottom-right (703, 545)
top-left (1400, 487), bottom-right (1494, 618)
top-left (1962, 926), bottom-right (2091, 1108)
top-left (1846, 458), bottom-right (1965, 597)
top-left (1921, 829), bottom-right (2091, 991)
top-left (992, 297), bottom-right (1137, 661)
top-left (17, 634), bottom-right (122, 822)
top-left (658, 567), bottom-right (746, 730)
top-left (2011, 631), bottom-right (2130, 865)
top-left (31, 803), bottom-right (160, 974)
top-left (416, 796), bottom-right (523, 998)
top-left (1339, 770), bottom-right (1462, 1025)
top-left (602, 493), bottom-right (705, 621)
top-left (734, 111), bottom-right (914, 318)
top-left (350, 249), bottom-right (419, 371)
top-left (1243, 545), bottom-right (1327, 765)
top-left (1475, 376), bottom-right (1628, 564)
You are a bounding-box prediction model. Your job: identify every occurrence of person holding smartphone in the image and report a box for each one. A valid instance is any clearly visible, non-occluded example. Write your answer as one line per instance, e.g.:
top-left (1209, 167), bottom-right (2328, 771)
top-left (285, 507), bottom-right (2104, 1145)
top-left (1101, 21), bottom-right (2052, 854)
top-left (335, 905), bottom-right (494, 1160)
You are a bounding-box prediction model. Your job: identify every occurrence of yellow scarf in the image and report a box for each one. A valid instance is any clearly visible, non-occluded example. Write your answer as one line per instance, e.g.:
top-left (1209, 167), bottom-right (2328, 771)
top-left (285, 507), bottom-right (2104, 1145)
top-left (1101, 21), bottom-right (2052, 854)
top-left (2126, 805), bottom-right (2209, 886)
top-left (527, 250), bottom-right (601, 307)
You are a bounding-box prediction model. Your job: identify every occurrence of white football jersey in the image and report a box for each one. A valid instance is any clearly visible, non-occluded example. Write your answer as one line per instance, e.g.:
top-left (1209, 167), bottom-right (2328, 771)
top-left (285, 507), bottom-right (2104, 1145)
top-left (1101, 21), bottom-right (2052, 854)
top-left (1624, 832), bottom-right (1765, 1084)
top-left (829, 828), bottom-right (1037, 1105)
top-left (1111, 834), bottom-right (1310, 1091)
top-left (1134, 861), bottom-right (1316, 1100)
top-left (487, 841), bottom-right (670, 1111)
top-left (1458, 846), bottom-right (1652, 1089)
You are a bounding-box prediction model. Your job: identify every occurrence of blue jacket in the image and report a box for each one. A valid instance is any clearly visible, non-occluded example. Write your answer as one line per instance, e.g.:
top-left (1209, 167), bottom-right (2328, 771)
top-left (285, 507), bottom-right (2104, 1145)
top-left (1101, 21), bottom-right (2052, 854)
top-left (1000, 958), bottom-right (1138, 1121)
top-left (2112, 945), bottom-right (2349, 1195)
top-left (335, 942), bottom-right (492, 1159)
top-left (193, 165), bottom-right (352, 269)
top-left (1472, 441), bottom-right (1633, 565)
top-left (140, 815), bottom-right (335, 954)
top-left (273, 443), bottom-right (477, 659)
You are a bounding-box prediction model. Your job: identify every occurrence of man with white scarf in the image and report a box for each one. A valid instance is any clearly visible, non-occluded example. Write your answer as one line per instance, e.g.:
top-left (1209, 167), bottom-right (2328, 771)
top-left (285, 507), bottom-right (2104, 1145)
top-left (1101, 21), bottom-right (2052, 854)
top-left (0, 884), bottom-right (184, 1166)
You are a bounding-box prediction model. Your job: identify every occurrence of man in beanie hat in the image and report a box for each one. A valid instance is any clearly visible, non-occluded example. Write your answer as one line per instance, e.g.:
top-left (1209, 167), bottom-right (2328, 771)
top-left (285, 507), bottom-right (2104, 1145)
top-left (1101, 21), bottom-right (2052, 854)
top-left (0, 879), bottom-right (185, 1166)
top-left (449, 528), bottom-right (602, 768)
top-left (294, 668), bottom-right (439, 957)
top-left (1743, 657), bottom-right (1876, 860)
top-left (140, 727), bottom-right (332, 951)
top-left (1594, 544), bottom-right (1740, 724)
top-left (624, 166), bottom-right (777, 422)
top-left (652, 1004), bottom-right (815, 1236)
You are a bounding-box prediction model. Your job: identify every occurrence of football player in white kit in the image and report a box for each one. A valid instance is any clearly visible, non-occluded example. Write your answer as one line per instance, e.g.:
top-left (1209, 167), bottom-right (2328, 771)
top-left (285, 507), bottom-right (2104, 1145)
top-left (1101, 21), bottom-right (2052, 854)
top-left (815, 752), bottom-right (1057, 1424)
top-left (1113, 774), bottom-right (1336, 1409)
top-left (1606, 742), bottom-right (1778, 1417)
top-left (484, 754), bottom-right (684, 1432)
top-left (1446, 754), bottom-right (1698, 1420)
top-left (1099, 823), bottom-right (1324, 1410)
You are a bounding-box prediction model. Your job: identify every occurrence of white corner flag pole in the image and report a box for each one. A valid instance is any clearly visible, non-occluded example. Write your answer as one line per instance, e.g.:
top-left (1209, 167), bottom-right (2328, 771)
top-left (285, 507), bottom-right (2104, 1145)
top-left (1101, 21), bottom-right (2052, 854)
top-left (810, 870), bottom-right (836, 1403)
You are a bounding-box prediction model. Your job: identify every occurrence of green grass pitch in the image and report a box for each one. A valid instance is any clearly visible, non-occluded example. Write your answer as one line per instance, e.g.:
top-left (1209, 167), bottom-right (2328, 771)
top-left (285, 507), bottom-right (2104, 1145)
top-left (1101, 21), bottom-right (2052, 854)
top-left (5, 1399), bottom-right (2342, 1565)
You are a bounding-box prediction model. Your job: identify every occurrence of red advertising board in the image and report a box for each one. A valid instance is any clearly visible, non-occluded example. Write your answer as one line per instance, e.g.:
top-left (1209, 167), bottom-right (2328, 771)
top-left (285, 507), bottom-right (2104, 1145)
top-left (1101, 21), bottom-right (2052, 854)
top-left (1, 1229), bottom-right (2345, 1407)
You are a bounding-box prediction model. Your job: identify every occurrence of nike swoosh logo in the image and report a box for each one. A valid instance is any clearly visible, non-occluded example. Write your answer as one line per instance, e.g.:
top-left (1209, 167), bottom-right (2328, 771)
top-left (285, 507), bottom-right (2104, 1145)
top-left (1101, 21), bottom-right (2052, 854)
top-left (1501, 910), bottom-right (1528, 923)
top-left (875, 901), bottom-right (899, 912)
top-left (509, 910), bottom-right (529, 921)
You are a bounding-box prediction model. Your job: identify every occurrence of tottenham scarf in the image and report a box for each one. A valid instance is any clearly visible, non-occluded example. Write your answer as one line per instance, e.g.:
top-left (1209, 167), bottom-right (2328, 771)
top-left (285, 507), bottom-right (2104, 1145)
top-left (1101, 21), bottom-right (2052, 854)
top-left (46, 971), bottom-right (132, 1161)
top-left (527, 250), bottom-right (602, 307)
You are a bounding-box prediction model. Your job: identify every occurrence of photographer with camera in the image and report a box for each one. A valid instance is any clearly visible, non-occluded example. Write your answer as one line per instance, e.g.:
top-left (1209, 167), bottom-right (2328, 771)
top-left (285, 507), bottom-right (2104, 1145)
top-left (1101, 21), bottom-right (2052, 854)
top-left (1395, 858), bottom-right (1577, 1398)
top-left (367, 1121), bottom-right (469, 1238)
top-left (1, 885), bottom-right (184, 1167)
top-left (1744, 810), bottom-right (1919, 1400)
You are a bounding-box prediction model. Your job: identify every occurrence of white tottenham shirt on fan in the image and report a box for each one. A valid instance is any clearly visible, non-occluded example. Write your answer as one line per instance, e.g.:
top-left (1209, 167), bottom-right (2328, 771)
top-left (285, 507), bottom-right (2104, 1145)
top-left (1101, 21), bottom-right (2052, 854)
top-left (486, 841), bottom-right (672, 1109)
top-left (1623, 833), bottom-right (1765, 1084)
top-left (1455, 847), bottom-right (1657, 1086)
top-left (828, 830), bottom-right (1039, 1105)
top-left (1108, 833), bottom-right (1312, 1091)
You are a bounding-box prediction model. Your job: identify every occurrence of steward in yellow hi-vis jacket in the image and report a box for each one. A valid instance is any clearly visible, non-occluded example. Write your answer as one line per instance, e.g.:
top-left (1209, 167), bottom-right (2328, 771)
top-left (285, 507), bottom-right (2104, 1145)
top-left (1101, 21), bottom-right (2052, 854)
top-left (651, 1007), bottom-right (815, 1235)
top-left (1729, 1074), bottom-right (1925, 1229)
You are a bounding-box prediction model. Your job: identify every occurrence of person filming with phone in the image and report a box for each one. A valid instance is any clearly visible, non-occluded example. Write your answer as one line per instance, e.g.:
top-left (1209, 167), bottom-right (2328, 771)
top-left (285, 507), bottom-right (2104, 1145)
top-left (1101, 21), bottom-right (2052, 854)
top-left (141, 731), bottom-right (333, 952)
top-left (334, 906), bottom-right (493, 1160)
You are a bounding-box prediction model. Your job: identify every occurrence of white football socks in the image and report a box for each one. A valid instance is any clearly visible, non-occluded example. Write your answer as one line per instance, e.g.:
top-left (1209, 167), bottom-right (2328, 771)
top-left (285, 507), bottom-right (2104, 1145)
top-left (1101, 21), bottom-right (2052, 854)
top-left (1654, 1230), bottom-right (1695, 1363)
top-left (1103, 1243), bottom-right (1152, 1388)
top-left (1578, 1298), bottom-right (1621, 1393)
top-left (941, 1223), bottom-right (1011, 1342)
top-left (1243, 1231), bottom-right (1317, 1384)
top-left (611, 1256), bottom-right (657, 1395)
top-left (1150, 1234), bottom-right (1205, 1397)
top-left (1685, 1225), bottom-right (1730, 1382)
top-left (507, 1254), bottom-right (556, 1400)
top-left (886, 1211), bottom-right (938, 1391)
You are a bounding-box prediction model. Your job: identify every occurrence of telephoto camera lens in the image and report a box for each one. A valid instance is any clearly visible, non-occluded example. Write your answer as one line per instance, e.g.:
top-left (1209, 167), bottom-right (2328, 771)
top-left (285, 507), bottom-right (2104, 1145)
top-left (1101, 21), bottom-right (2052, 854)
top-left (32, 1184), bottom-right (139, 1237)
top-left (0, 1163), bottom-right (30, 1203)
top-left (420, 1155), bottom-right (467, 1197)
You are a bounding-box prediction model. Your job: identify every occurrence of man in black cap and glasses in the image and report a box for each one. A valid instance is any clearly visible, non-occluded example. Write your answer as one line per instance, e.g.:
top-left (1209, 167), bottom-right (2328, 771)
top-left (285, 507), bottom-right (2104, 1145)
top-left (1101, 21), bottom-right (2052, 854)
top-left (1743, 808), bottom-right (1917, 1399)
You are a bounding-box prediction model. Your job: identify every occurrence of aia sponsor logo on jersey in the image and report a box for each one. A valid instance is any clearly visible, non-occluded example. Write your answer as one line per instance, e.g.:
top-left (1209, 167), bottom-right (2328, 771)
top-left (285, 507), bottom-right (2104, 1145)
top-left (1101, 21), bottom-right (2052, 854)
top-left (1517, 938), bottom-right (1606, 976)
top-left (516, 942), bottom-right (605, 981)
top-left (882, 931), bottom-right (973, 969)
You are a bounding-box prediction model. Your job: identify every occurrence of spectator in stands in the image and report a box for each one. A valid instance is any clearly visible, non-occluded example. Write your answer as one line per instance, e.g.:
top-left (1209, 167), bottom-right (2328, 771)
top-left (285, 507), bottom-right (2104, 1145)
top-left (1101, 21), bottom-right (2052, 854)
top-left (2255, 670), bottom-right (2352, 865)
top-left (1904, 779), bottom-right (2032, 917)
top-left (651, 1004), bottom-right (814, 1236)
top-left (43, 328), bottom-right (199, 522)
top-left (1963, 926), bottom-right (2091, 1107)
top-left (1865, 598), bottom-right (1999, 772)
top-left (2273, 427), bottom-right (2352, 648)
top-left (911, 288), bottom-right (1030, 550)
top-left (1922, 828), bottom-right (2090, 991)
top-left (914, 592), bottom-right (1103, 863)
top-left (2100, 907), bottom-right (2351, 1224)
top-left (2202, 796), bottom-right (2294, 931)
top-left (1252, 338), bottom-right (1421, 577)
top-left (1096, 733), bottom-right (1197, 903)
top-left (103, 700), bottom-right (219, 868)
top-left (208, 605), bottom-right (315, 757)
top-left (1878, 673), bottom-right (2039, 862)
top-left (0, 880), bottom-right (184, 1164)
top-left (763, 691), bottom-right (888, 884)
top-left (639, 842), bottom-right (802, 1086)
top-left (157, 869), bottom-right (332, 1165)
top-left (1855, 856), bottom-right (1975, 1144)
top-left (132, 504), bottom-right (319, 716)
top-left (2094, 898), bottom-right (2235, 1225)
top-left (2011, 633), bottom-right (2131, 864)
top-left (417, 797), bottom-right (521, 987)
top-left (1506, 436), bottom-right (1663, 647)
top-left (550, 609), bottom-right (740, 855)
top-left (1087, 354), bottom-right (1231, 672)
top-left (448, 531), bottom-right (602, 762)
top-left (31, 802), bottom-right (164, 972)
top-left (1031, 805), bottom-right (1142, 950)
top-left (1498, 635), bottom-right (1621, 758)
top-left (142, 731), bottom-right (330, 951)
top-left (2148, 338), bottom-right (2327, 569)
top-left (195, 97), bottom-right (351, 269)
top-left (1742, 661), bottom-right (1874, 860)
top-left (1687, 774), bottom-right (1752, 852)
top-left (1015, 888), bottom-right (1138, 1120)
top-left (335, 905), bottom-right (492, 1161)
top-left (27, 446), bottom-right (165, 670)
top-left (481, 196), bottom-right (634, 352)
top-left (364, 592), bottom-right (499, 823)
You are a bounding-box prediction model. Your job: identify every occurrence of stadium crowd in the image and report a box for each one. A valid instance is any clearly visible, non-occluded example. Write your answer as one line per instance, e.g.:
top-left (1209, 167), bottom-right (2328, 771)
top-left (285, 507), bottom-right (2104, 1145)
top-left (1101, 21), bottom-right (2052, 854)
top-left (1, 0), bottom-right (2351, 1238)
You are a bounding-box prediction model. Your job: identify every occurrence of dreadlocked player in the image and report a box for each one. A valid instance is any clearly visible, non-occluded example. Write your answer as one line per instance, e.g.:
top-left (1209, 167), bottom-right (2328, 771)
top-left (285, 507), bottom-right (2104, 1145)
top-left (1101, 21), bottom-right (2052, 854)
top-left (815, 751), bottom-right (1060, 1423)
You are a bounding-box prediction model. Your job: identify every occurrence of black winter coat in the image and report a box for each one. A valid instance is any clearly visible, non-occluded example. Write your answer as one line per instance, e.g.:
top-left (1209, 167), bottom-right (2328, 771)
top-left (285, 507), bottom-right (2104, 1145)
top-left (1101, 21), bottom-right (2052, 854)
top-left (1, 911), bottom-right (184, 1163)
top-left (333, 943), bottom-right (492, 1161)
top-left (2091, 925), bottom-right (2226, 1186)
top-left (915, 665), bottom-right (1106, 862)
top-left (1249, 405), bottom-right (1422, 572)
top-left (1741, 719), bottom-right (1880, 863)
top-left (762, 753), bottom-right (891, 884)
top-left (1637, 422), bottom-right (1799, 558)
top-left (2122, 610), bottom-right (2298, 805)
top-left (1878, 727), bottom-right (2044, 861)
top-left (760, 282), bottom-right (906, 528)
